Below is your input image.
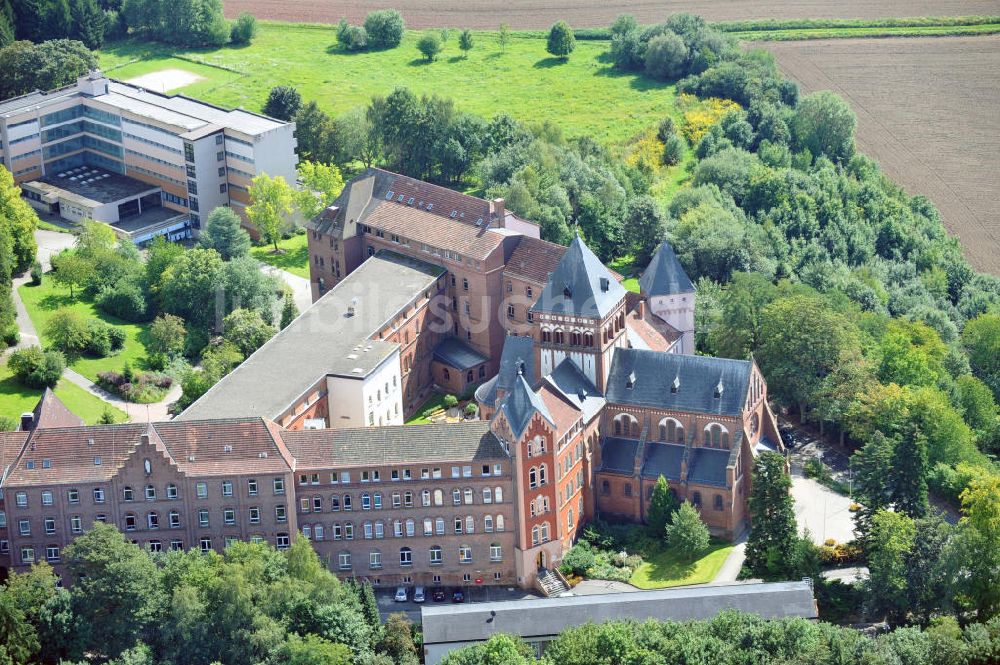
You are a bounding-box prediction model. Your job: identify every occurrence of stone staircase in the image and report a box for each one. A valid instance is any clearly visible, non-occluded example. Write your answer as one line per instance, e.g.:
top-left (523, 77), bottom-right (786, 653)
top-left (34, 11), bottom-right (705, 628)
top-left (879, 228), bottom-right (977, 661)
top-left (537, 567), bottom-right (571, 597)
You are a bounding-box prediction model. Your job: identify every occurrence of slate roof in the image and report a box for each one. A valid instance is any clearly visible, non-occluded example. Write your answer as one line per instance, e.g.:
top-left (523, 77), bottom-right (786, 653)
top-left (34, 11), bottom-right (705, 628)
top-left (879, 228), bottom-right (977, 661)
top-left (499, 374), bottom-right (554, 439)
top-left (641, 442), bottom-right (685, 480)
top-left (531, 235), bottom-right (626, 319)
top-left (433, 337), bottom-right (489, 371)
top-left (686, 446), bottom-right (732, 487)
top-left (475, 336), bottom-right (536, 408)
top-left (544, 357), bottom-right (605, 423)
top-left (421, 581), bottom-right (818, 645)
top-left (599, 437), bottom-right (640, 474)
top-left (606, 348), bottom-right (751, 418)
top-left (639, 241), bottom-right (694, 297)
top-left (282, 421), bottom-right (506, 468)
top-left (179, 250), bottom-right (443, 421)
top-left (503, 236), bottom-right (567, 284)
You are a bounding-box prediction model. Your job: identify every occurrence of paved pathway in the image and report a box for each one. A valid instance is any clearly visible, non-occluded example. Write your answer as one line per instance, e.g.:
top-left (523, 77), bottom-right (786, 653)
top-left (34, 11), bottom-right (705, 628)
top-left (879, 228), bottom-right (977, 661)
top-left (713, 532), bottom-right (748, 582)
top-left (61, 369), bottom-right (181, 423)
top-left (821, 566), bottom-right (868, 585)
top-left (261, 265), bottom-right (313, 314)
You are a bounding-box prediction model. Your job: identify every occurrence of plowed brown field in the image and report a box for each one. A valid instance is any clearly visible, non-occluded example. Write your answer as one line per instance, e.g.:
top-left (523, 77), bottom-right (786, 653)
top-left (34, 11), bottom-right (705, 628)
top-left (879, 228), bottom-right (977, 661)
top-left (222, 0), bottom-right (1000, 29)
top-left (765, 36), bottom-right (1000, 274)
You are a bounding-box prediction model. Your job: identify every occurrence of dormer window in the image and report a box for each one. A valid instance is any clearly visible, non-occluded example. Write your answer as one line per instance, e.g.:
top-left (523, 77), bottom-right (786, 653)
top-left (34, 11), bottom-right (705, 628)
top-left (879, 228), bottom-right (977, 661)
top-left (599, 277), bottom-right (609, 292)
top-left (671, 375), bottom-right (680, 394)
top-left (626, 371), bottom-right (636, 389)
top-left (563, 284), bottom-right (572, 299)
top-left (714, 380), bottom-right (724, 399)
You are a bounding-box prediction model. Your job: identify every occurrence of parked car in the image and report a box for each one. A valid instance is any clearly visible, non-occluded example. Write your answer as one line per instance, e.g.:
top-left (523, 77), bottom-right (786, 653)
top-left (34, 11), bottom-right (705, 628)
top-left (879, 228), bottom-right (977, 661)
top-left (452, 588), bottom-right (465, 603)
top-left (394, 586), bottom-right (408, 602)
top-left (432, 588), bottom-right (447, 602)
top-left (413, 586), bottom-right (426, 603)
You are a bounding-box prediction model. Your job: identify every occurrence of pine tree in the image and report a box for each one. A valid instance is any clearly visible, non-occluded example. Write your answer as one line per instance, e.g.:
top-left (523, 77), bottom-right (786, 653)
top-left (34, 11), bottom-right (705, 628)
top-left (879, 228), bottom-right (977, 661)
top-left (199, 206), bottom-right (251, 260)
top-left (280, 292), bottom-right (299, 330)
top-left (852, 432), bottom-right (895, 549)
top-left (646, 475), bottom-right (678, 538)
top-left (70, 0), bottom-right (107, 49)
top-left (358, 581), bottom-right (382, 636)
top-left (42, 0), bottom-right (73, 39)
top-left (745, 451), bottom-right (797, 577)
top-left (890, 431), bottom-right (929, 519)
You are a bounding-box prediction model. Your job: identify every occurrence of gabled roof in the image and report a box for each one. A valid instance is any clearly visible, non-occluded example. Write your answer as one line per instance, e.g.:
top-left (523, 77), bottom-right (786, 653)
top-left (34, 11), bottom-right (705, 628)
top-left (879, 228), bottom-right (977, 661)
top-left (639, 241), bottom-right (694, 297)
top-left (531, 235), bottom-right (626, 319)
top-left (475, 336), bottom-right (536, 408)
top-left (283, 421), bottom-right (506, 468)
top-left (32, 388), bottom-right (85, 429)
top-left (544, 357), bottom-right (605, 423)
top-left (504, 236), bottom-right (567, 284)
top-left (606, 348), bottom-right (751, 418)
top-left (499, 374), bottom-right (554, 439)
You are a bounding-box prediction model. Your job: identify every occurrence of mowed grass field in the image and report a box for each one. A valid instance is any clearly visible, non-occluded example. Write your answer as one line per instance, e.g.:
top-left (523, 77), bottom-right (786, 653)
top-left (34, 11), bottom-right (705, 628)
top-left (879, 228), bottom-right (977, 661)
top-left (0, 360), bottom-right (127, 425)
top-left (99, 24), bottom-right (678, 145)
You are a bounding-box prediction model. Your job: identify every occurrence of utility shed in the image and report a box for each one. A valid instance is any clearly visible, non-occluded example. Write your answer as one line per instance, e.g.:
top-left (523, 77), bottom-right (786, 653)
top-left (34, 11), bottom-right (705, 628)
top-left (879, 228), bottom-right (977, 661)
top-left (421, 581), bottom-right (818, 664)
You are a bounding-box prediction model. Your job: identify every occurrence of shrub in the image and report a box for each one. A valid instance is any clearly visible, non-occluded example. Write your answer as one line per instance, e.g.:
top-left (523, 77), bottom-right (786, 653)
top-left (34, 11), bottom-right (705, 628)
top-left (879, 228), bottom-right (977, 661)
top-left (44, 308), bottom-right (91, 354)
top-left (464, 402), bottom-right (478, 416)
top-left (662, 132), bottom-right (685, 165)
top-left (230, 12), bottom-right (257, 45)
top-left (96, 281), bottom-right (147, 322)
top-left (108, 326), bottom-right (126, 352)
top-left (610, 29), bottom-right (645, 71)
top-left (666, 502), bottom-right (710, 561)
top-left (364, 9), bottom-right (404, 49)
top-left (149, 313), bottom-right (187, 358)
top-left (560, 542), bottom-right (597, 577)
top-left (443, 394), bottom-right (459, 409)
top-left (547, 21), bottom-right (576, 59)
top-left (458, 29), bottom-right (473, 57)
top-left (416, 32), bottom-right (441, 61)
top-left (262, 85), bottom-right (302, 121)
top-left (84, 319), bottom-right (113, 357)
top-left (644, 32), bottom-right (688, 81)
top-left (656, 116), bottom-right (676, 142)
top-left (30, 260), bottom-right (43, 285)
top-left (339, 23), bottom-right (368, 51)
top-left (8, 346), bottom-right (65, 388)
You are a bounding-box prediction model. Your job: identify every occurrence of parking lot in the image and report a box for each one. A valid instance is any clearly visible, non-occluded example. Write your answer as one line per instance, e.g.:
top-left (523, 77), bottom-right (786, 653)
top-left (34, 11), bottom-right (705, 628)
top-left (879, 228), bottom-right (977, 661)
top-left (375, 584), bottom-right (542, 623)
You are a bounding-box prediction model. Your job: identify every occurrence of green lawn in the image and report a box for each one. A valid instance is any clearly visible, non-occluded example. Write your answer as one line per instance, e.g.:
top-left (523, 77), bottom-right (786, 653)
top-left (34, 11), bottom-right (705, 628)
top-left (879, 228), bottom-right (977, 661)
top-left (251, 234), bottom-right (310, 279)
top-left (405, 392), bottom-right (450, 425)
top-left (609, 255), bottom-right (641, 293)
top-left (732, 23), bottom-right (1000, 41)
top-left (0, 360), bottom-right (127, 425)
top-left (99, 23), bottom-right (678, 145)
top-left (629, 540), bottom-right (734, 589)
top-left (17, 279), bottom-right (153, 383)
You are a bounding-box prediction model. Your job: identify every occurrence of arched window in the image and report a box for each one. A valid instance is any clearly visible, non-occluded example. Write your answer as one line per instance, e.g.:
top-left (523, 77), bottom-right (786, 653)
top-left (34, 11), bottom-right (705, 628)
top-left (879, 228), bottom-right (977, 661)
top-left (567, 508), bottom-right (574, 529)
top-left (483, 488), bottom-right (492, 504)
top-left (659, 418), bottom-right (684, 443)
top-left (463, 488), bottom-right (473, 504)
top-left (540, 522), bottom-right (550, 542)
top-left (705, 423), bottom-right (729, 447)
top-left (714, 494), bottom-right (724, 511)
top-left (465, 516), bottom-right (475, 533)
top-left (529, 467), bottom-right (538, 489)
top-left (422, 489), bottom-right (431, 506)
top-left (494, 487), bottom-right (503, 503)
top-left (342, 494), bottom-right (352, 510)
top-left (123, 486), bottom-right (134, 501)
top-left (400, 547), bottom-right (412, 566)
top-left (601, 480), bottom-right (610, 494)
top-left (750, 413), bottom-right (760, 436)
top-left (614, 414), bottom-right (638, 437)
top-left (331, 496), bottom-right (340, 511)
top-left (434, 489), bottom-right (443, 506)
top-left (435, 517), bottom-right (445, 535)
top-left (496, 515), bottom-right (505, 532)
top-left (484, 515), bottom-right (494, 532)
top-left (452, 488), bottom-right (461, 505)
top-left (405, 518), bottom-right (415, 536)
top-left (314, 524), bottom-right (324, 541)
top-left (531, 525), bottom-right (540, 546)
top-left (539, 464), bottom-right (547, 485)
top-left (166, 483), bottom-right (178, 499)
top-left (454, 517), bottom-right (463, 534)
top-left (145, 484), bottom-right (156, 501)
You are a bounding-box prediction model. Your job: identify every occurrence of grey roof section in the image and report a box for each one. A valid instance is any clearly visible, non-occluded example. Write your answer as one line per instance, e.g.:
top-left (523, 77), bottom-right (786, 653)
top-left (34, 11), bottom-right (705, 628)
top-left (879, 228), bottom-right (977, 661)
top-left (0, 86), bottom-right (80, 116)
top-left (639, 240), bottom-right (694, 297)
top-left (531, 235), bottom-right (626, 319)
top-left (179, 250), bottom-right (443, 421)
top-left (641, 442), bottom-right (684, 480)
top-left (35, 168), bottom-right (158, 204)
top-left (599, 437), bottom-right (639, 474)
top-left (499, 374), bottom-right (554, 439)
top-left (422, 581), bottom-right (818, 645)
top-left (545, 357), bottom-right (605, 423)
top-left (687, 447), bottom-right (731, 487)
top-left (282, 421), bottom-right (507, 467)
top-left (433, 337), bottom-right (488, 371)
top-left (606, 349), bottom-right (751, 418)
top-left (475, 336), bottom-right (536, 408)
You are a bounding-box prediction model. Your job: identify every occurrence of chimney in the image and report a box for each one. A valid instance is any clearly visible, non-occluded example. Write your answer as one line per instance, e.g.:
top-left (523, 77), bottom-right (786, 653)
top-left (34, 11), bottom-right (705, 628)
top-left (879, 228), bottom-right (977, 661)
top-left (20, 412), bottom-right (34, 431)
top-left (637, 299), bottom-right (645, 318)
top-left (77, 70), bottom-right (109, 97)
top-left (491, 198), bottom-right (506, 227)
top-left (140, 434), bottom-right (150, 445)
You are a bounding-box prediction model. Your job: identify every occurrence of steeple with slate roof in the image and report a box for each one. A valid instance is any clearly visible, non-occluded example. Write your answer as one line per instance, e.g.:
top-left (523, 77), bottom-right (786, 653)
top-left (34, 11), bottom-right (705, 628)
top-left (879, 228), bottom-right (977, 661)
top-left (530, 235), bottom-right (626, 320)
top-left (639, 240), bottom-right (694, 298)
top-left (499, 373), bottom-right (555, 440)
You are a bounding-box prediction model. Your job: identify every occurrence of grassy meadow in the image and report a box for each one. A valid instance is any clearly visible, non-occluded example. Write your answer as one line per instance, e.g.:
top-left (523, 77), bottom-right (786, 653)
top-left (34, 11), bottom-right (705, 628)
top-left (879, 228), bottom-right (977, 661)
top-left (0, 360), bottom-right (127, 425)
top-left (99, 23), bottom-right (679, 145)
top-left (629, 539), bottom-right (735, 589)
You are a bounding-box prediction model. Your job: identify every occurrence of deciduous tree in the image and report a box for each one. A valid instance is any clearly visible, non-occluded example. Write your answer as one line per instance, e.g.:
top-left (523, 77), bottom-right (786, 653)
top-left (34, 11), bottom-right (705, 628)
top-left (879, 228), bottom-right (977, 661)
top-left (546, 21), bottom-right (575, 59)
top-left (247, 174), bottom-right (295, 252)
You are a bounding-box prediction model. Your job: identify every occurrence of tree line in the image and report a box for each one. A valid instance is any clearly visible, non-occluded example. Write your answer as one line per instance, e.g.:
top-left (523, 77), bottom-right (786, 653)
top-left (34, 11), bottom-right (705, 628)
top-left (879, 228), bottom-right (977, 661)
top-left (0, 523), bottom-right (420, 665)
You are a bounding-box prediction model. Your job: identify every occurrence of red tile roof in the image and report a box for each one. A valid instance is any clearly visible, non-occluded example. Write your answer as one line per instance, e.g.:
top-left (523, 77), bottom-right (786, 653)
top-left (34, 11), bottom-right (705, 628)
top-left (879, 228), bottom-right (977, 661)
top-left (365, 201), bottom-right (504, 262)
top-left (627, 306), bottom-right (679, 353)
top-left (383, 171), bottom-right (492, 224)
top-left (33, 388), bottom-right (84, 429)
top-left (504, 236), bottom-right (567, 284)
top-left (537, 384), bottom-right (583, 438)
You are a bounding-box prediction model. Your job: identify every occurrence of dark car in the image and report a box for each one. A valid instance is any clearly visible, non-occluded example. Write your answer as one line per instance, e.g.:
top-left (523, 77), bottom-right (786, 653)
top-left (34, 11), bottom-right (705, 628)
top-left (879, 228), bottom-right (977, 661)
top-left (432, 588), bottom-right (447, 602)
top-left (452, 588), bottom-right (465, 603)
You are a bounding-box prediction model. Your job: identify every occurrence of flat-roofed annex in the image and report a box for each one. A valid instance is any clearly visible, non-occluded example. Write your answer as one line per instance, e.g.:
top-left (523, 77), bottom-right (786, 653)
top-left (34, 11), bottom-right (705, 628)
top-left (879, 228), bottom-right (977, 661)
top-left (178, 250), bottom-right (445, 422)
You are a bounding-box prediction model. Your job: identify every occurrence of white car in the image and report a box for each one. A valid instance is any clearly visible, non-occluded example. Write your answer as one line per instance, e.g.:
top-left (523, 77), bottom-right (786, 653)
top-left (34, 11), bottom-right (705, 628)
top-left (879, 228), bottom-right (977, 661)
top-left (413, 586), bottom-right (426, 603)
top-left (394, 586), bottom-right (408, 602)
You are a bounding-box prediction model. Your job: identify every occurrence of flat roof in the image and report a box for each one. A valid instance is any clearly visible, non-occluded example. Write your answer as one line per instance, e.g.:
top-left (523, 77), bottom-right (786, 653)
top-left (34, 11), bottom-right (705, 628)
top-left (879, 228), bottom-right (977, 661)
top-left (178, 250), bottom-right (444, 422)
top-left (110, 206), bottom-right (184, 234)
top-left (422, 581), bottom-right (818, 645)
top-left (32, 166), bottom-right (159, 205)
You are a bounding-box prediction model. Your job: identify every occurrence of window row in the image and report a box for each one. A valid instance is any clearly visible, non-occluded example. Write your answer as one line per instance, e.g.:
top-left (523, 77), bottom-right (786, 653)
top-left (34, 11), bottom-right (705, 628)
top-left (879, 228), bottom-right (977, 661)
top-left (16, 533), bottom-right (292, 565)
top-left (297, 463), bottom-right (504, 487)
top-left (298, 486), bottom-right (505, 513)
top-left (300, 514), bottom-right (507, 541)
top-left (18, 505), bottom-right (284, 536)
top-left (12, 477), bottom-right (285, 508)
top-left (337, 542), bottom-right (502, 571)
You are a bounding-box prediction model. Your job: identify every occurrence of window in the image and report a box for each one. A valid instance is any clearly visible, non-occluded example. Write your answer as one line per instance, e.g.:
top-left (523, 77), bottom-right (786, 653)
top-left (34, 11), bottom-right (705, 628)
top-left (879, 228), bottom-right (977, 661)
top-left (623, 483), bottom-right (632, 497)
top-left (44, 517), bottom-right (55, 534)
top-left (145, 485), bottom-right (156, 501)
top-left (338, 552), bottom-right (351, 570)
top-left (222, 481), bottom-right (233, 497)
top-left (454, 517), bottom-right (463, 534)
top-left (21, 547), bottom-right (35, 564)
top-left (313, 496), bottom-right (323, 511)
top-left (490, 543), bottom-right (502, 561)
top-left (248, 479), bottom-right (258, 495)
top-left (224, 509), bottom-right (235, 525)
top-left (421, 490), bottom-right (431, 506)
top-left (123, 514), bottom-right (135, 531)
top-left (459, 545), bottom-right (472, 563)
top-left (147, 512), bottom-right (159, 529)
top-left (47, 546), bottom-right (60, 561)
top-left (68, 489), bottom-right (80, 504)
top-left (373, 493), bottom-right (382, 509)
top-left (429, 545), bottom-right (443, 565)
top-left (273, 477), bottom-right (285, 495)
top-left (200, 538), bottom-right (212, 554)
top-left (364, 522), bottom-right (374, 539)
top-left (343, 494), bottom-right (352, 511)
top-left (370, 551), bottom-right (382, 569)
top-left (568, 508), bottom-right (575, 530)
top-left (452, 489), bottom-right (461, 505)
top-left (705, 423), bottom-right (729, 448)
top-left (345, 523), bottom-right (354, 540)
top-left (362, 493), bottom-right (372, 510)
top-left (405, 519), bottom-right (415, 537)
top-left (714, 494), bottom-right (724, 511)
top-left (277, 533), bottom-right (291, 550)
top-left (167, 483), bottom-right (178, 499)
top-left (93, 488), bottom-right (105, 503)
top-left (276, 505), bottom-right (287, 522)
top-left (71, 516), bottom-right (83, 533)
top-left (198, 509), bottom-right (209, 527)
top-left (485, 515), bottom-right (493, 532)
top-left (464, 488), bottom-right (473, 505)
top-left (375, 522), bottom-right (384, 539)
top-left (433, 489), bottom-right (443, 506)
top-left (123, 486), bottom-right (134, 501)
top-left (692, 491), bottom-right (702, 508)
top-left (42, 490), bottom-right (53, 505)
top-left (400, 547), bottom-right (412, 567)
top-left (404, 491), bottom-right (413, 507)
top-left (302, 525), bottom-right (312, 540)
top-left (466, 516), bottom-right (475, 534)
top-left (169, 511), bottom-right (180, 528)
top-left (170, 540), bottom-right (184, 551)
top-left (540, 522), bottom-right (550, 543)
top-left (196, 482), bottom-right (208, 498)
top-left (496, 515), bottom-right (505, 532)
top-left (529, 467), bottom-right (537, 489)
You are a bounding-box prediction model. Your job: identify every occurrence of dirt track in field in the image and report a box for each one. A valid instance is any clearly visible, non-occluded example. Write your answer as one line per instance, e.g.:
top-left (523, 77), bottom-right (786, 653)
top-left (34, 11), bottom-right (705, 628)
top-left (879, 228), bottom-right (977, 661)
top-left (764, 35), bottom-right (1000, 274)
top-left (223, 0), bottom-right (1000, 29)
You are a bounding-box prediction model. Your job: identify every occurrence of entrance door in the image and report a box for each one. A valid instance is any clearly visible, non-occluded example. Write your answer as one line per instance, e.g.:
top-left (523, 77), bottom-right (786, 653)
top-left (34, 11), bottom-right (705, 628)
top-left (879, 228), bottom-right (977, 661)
top-left (536, 550), bottom-right (545, 570)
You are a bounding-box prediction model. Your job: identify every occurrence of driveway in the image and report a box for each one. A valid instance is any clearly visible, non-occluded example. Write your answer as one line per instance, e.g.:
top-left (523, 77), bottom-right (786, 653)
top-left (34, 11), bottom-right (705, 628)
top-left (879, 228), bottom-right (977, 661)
top-left (790, 474), bottom-right (856, 545)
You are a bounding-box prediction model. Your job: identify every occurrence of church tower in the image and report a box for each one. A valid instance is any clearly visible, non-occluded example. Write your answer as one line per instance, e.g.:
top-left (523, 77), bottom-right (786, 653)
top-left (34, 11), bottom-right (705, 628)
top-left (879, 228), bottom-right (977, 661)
top-left (639, 241), bottom-right (696, 354)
